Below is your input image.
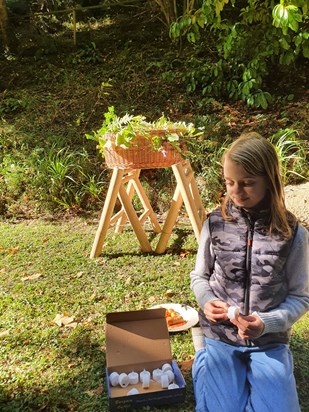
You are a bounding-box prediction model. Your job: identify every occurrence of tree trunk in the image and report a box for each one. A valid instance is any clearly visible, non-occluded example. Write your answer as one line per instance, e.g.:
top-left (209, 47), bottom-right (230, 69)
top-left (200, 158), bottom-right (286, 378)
top-left (0, 0), bottom-right (8, 49)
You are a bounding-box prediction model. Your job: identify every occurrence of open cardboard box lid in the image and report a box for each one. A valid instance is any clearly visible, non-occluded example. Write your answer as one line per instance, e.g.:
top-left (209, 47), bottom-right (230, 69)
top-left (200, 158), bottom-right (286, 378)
top-left (106, 308), bottom-right (172, 369)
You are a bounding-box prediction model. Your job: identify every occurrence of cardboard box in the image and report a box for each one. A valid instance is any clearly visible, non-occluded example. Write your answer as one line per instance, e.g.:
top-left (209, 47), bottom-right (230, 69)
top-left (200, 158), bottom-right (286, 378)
top-left (106, 308), bottom-right (186, 411)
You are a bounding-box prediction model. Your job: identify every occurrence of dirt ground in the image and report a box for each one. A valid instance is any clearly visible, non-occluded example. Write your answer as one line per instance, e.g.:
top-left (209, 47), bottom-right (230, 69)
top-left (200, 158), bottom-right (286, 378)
top-left (285, 181), bottom-right (309, 229)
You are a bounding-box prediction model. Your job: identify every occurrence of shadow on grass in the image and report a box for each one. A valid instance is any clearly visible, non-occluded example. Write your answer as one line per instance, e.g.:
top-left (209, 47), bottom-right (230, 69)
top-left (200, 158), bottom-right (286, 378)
top-left (0, 327), bottom-right (196, 412)
top-left (0, 328), bottom-right (108, 411)
top-left (100, 227), bottom-right (197, 259)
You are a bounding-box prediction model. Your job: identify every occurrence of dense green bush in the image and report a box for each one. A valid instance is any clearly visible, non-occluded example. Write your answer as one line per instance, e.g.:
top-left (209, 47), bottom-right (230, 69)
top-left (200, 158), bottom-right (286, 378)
top-left (170, 0), bottom-right (308, 108)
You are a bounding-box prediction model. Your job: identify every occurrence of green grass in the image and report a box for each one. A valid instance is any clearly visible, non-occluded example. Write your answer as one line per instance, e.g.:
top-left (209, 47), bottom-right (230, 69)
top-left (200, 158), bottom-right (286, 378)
top-left (0, 218), bottom-right (308, 411)
top-left (0, 218), bottom-right (197, 411)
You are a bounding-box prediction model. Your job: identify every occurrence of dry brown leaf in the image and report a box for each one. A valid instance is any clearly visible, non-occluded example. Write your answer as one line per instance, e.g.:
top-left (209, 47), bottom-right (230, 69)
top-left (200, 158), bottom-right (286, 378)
top-left (7, 247), bottom-right (20, 254)
top-left (85, 389), bottom-right (96, 397)
top-left (21, 273), bottom-right (42, 282)
top-left (51, 313), bottom-right (77, 328)
top-left (96, 385), bottom-right (104, 395)
top-left (0, 330), bottom-right (10, 337)
top-left (65, 322), bottom-right (78, 328)
top-left (179, 250), bottom-right (191, 259)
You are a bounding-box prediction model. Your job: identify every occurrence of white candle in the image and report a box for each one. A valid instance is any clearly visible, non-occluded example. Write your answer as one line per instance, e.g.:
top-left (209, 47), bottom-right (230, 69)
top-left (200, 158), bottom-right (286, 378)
top-left (128, 371), bottom-right (139, 385)
top-left (118, 373), bottom-right (130, 388)
top-left (168, 383), bottom-right (179, 389)
top-left (139, 369), bottom-right (150, 382)
top-left (161, 363), bottom-right (173, 372)
top-left (165, 369), bottom-right (175, 384)
top-left (140, 369), bottom-right (150, 389)
top-left (227, 306), bottom-right (239, 320)
top-left (160, 373), bottom-right (169, 389)
top-left (141, 374), bottom-right (150, 388)
top-left (127, 388), bottom-right (139, 396)
top-left (152, 368), bottom-right (163, 382)
top-left (109, 371), bottom-right (119, 387)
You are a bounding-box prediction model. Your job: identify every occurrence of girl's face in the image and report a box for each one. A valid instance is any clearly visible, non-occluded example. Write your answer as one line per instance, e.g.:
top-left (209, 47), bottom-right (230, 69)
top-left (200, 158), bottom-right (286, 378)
top-left (223, 157), bottom-right (269, 210)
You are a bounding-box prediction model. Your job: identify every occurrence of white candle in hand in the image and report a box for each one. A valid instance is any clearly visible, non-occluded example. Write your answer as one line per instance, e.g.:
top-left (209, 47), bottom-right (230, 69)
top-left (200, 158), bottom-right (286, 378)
top-left (227, 306), bottom-right (239, 320)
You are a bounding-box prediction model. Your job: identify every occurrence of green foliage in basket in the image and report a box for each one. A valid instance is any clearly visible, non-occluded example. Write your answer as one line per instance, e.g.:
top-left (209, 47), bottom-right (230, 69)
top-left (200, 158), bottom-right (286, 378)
top-left (86, 106), bottom-right (200, 156)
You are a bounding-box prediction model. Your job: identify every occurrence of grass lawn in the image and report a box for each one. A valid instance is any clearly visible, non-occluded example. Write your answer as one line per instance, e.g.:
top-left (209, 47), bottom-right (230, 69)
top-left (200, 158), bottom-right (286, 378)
top-left (0, 218), bottom-right (308, 411)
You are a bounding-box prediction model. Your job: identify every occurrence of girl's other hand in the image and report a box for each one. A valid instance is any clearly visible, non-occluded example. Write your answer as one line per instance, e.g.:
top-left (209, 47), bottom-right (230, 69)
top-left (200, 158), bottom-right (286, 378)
top-left (203, 300), bottom-right (229, 323)
top-left (231, 313), bottom-right (265, 340)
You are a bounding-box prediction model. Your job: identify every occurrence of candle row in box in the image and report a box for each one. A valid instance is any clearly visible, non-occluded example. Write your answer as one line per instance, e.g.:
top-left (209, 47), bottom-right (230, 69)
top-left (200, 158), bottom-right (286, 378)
top-left (109, 363), bottom-right (180, 395)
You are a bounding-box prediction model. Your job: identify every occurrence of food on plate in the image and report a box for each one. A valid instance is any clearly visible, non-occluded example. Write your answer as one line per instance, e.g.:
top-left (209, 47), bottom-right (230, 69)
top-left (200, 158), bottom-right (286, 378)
top-left (161, 307), bottom-right (187, 328)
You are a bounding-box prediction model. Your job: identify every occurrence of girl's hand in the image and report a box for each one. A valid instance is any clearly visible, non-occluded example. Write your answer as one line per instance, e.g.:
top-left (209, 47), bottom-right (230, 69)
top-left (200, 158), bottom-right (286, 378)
top-left (230, 313), bottom-right (265, 340)
top-left (203, 300), bottom-right (229, 323)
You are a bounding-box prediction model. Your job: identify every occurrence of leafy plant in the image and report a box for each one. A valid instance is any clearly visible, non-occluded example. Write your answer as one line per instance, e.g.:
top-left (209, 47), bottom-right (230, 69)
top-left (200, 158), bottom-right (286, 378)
top-left (269, 129), bottom-right (308, 184)
top-left (71, 42), bottom-right (102, 64)
top-left (86, 106), bottom-right (200, 156)
top-left (170, 0), bottom-right (309, 108)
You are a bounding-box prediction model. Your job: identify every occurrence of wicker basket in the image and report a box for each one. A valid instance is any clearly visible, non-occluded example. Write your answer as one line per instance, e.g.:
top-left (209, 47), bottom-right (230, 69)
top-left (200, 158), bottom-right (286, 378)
top-left (103, 132), bottom-right (185, 169)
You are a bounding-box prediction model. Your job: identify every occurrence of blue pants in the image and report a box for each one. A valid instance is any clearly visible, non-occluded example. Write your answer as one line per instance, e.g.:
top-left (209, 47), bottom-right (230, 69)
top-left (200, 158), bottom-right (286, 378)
top-left (192, 338), bottom-right (300, 412)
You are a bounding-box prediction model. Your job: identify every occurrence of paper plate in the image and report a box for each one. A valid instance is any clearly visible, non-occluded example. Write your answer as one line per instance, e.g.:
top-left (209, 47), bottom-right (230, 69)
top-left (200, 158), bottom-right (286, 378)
top-left (150, 303), bottom-right (199, 332)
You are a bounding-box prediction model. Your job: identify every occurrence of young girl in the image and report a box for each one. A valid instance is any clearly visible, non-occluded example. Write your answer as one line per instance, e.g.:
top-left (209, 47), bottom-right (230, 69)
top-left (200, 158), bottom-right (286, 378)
top-left (190, 132), bottom-right (309, 412)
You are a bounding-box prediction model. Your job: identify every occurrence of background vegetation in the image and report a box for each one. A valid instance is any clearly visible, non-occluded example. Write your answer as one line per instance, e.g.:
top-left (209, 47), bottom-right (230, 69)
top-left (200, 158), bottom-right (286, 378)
top-left (0, 0), bottom-right (308, 218)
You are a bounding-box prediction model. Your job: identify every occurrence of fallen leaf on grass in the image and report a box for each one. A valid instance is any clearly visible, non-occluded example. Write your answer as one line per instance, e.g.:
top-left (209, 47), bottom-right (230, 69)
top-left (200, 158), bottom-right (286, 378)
top-left (85, 386), bottom-right (103, 397)
top-left (51, 313), bottom-right (78, 328)
top-left (179, 250), bottom-right (191, 259)
top-left (7, 247), bottom-right (20, 254)
top-left (21, 273), bottom-right (43, 282)
top-left (68, 271), bottom-right (84, 279)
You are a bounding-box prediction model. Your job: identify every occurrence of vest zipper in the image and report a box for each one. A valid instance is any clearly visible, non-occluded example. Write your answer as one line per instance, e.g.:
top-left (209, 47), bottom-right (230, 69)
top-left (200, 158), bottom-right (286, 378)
top-left (244, 217), bottom-right (254, 316)
top-left (244, 216), bottom-right (254, 346)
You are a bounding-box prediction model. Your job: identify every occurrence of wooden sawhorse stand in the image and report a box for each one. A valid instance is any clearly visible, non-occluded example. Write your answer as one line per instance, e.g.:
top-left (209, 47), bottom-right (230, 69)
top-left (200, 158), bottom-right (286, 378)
top-left (90, 160), bottom-right (206, 258)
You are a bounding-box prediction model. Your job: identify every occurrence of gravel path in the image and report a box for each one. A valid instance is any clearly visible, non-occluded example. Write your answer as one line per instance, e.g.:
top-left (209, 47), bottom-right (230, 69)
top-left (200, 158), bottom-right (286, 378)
top-left (285, 182), bottom-right (309, 229)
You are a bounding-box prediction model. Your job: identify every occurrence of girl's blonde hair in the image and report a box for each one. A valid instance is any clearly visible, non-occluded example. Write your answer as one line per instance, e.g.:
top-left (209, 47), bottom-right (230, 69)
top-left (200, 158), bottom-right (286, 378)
top-left (221, 132), bottom-right (296, 238)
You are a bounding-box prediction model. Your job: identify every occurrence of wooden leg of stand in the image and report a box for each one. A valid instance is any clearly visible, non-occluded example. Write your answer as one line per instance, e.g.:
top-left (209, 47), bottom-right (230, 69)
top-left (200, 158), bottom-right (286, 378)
top-left (132, 175), bottom-right (161, 233)
top-left (90, 168), bottom-right (125, 258)
top-left (187, 171), bottom-right (206, 223)
top-left (155, 185), bottom-right (183, 254)
top-left (114, 170), bottom-right (141, 233)
top-left (118, 183), bottom-right (153, 253)
top-left (172, 162), bottom-right (203, 240)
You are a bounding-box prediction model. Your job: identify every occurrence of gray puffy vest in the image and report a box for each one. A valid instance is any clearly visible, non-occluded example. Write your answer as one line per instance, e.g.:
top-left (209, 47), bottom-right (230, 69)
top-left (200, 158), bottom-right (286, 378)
top-left (199, 203), bottom-right (296, 346)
